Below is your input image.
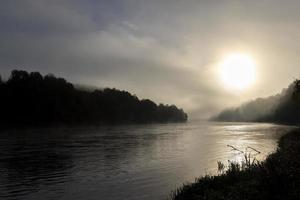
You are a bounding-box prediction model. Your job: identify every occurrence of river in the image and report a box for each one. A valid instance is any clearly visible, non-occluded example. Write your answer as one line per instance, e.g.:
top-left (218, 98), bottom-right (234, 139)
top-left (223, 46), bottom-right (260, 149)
top-left (0, 121), bottom-right (293, 200)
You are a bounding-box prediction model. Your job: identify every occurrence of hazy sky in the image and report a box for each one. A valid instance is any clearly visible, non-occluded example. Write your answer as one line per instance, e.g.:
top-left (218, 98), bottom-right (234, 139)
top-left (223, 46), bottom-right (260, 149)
top-left (1, 0), bottom-right (300, 119)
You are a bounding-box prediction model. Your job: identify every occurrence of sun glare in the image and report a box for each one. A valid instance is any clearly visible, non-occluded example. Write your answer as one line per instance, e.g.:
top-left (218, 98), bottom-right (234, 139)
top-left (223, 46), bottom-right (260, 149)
top-left (219, 53), bottom-right (256, 90)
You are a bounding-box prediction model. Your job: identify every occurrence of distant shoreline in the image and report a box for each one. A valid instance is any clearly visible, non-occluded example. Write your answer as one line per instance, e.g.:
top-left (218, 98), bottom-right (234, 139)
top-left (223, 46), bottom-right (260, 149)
top-left (0, 70), bottom-right (188, 128)
top-left (0, 120), bottom-right (188, 131)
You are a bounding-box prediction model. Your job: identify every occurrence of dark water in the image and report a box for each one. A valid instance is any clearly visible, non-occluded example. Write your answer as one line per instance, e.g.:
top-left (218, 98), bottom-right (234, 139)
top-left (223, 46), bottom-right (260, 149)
top-left (0, 122), bottom-right (294, 200)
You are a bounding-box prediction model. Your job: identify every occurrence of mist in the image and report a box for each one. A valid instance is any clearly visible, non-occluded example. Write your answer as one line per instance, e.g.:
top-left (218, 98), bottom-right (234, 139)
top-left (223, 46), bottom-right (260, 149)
top-left (2, 0), bottom-right (300, 119)
top-left (213, 79), bottom-right (300, 123)
top-left (2, 1), bottom-right (300, 200)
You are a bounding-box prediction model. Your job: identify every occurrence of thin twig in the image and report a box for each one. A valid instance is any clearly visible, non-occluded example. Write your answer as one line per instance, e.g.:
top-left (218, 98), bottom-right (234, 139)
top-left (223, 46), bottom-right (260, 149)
top-left (227, 145), bottom-right (244, 154)
top-left (246, 146), bottom-right (261, 154)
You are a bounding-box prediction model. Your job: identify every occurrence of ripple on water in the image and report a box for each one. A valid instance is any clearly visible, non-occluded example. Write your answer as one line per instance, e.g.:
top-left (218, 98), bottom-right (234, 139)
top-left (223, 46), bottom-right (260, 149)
top-left (0, 122), bottom-right (294, 200)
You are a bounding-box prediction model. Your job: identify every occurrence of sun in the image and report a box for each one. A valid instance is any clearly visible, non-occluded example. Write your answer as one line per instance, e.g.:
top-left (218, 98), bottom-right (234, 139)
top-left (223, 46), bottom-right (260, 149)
top-left (219, 53), bottom-right (256, 90)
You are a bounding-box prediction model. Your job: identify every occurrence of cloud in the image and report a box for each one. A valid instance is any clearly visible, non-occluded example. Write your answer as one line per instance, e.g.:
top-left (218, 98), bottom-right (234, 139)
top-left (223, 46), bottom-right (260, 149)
top-left (1, 0), bottom-right (300, 119)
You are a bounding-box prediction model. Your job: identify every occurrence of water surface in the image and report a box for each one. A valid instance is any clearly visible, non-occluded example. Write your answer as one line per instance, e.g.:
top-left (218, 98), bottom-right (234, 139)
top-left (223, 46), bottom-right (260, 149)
top-left (0, 121), bottom-right (293, 200)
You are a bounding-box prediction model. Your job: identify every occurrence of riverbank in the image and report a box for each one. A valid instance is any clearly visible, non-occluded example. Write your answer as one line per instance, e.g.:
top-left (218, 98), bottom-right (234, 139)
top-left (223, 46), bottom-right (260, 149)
top-left (169, 129), bottom-right (300, 200)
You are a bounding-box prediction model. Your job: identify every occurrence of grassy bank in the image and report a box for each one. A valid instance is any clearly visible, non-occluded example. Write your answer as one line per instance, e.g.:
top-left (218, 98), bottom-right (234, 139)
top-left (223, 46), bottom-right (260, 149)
top-left (169, 129), bottom-right (300, 200)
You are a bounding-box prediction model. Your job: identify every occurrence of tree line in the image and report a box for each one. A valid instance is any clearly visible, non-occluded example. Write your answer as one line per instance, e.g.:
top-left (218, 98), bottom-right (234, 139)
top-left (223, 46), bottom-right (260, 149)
top-left (0, 70), bottom-right (188, 127)
top-left (213, 79), bottom-right (300, 125)
top-left (266, 79), bottom-right (300, 124)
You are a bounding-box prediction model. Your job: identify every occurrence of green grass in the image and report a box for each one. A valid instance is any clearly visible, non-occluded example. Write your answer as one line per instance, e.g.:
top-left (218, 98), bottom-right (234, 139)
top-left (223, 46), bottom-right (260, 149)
top-left (169, 130), bottom-right (300, 200)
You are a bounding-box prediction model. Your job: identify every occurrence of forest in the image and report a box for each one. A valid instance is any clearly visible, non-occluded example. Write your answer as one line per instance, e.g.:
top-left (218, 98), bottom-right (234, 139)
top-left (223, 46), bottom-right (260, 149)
top-left (213, 79), bottom-right (300, 125)
top-left (0, 70), bottom-right (188, 127)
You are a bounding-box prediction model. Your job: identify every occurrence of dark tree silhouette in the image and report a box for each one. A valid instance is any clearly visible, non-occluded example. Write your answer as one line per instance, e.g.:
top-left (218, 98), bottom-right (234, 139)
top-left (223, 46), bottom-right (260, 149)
top-left (213, 79), bottom-right (300, 125)
top-left (267, 79), bottom-right (300, 124)
top-left (0, 70), bottom-right (188, 128)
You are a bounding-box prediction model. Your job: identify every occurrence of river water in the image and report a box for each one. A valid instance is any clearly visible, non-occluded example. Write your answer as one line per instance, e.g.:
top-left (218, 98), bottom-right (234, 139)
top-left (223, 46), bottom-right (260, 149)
top-left (0, 121), bottom-right (294, 200)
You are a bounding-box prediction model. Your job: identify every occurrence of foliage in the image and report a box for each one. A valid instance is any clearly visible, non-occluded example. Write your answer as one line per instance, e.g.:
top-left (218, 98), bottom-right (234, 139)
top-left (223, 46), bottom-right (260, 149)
top-left (169, 130), bottom-right (300, 200)
top-left (213, 79), bottom-right (300, 125)
top-left (266, 80), bottom-right (300, 124)
top-left (0, 70), bottom-right (187, 127)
